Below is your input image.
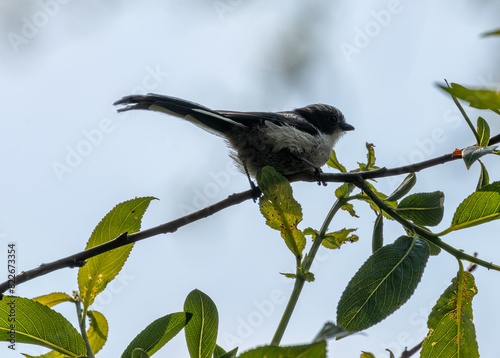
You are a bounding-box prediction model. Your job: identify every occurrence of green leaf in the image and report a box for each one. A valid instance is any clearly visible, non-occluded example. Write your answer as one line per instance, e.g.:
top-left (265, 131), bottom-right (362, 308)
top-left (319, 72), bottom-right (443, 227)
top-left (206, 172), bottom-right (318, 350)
top-left (335, 182), bottom-right (355, 199)
top-left (360, 351), bottom-right (395, 358)
top-left (32, 292), bottom-right (76, 307)
top-left (313, 322), bottom-right (349, 342)
top-left (87, 310), bottom-right (108, 355)
top-left (0, 296), bottom-right (86, 356)
top-left (341, 202), bottom-right (359, 217)
top-left (366, 143), bottom-right (376, 169)
top-left (462, 145), bottom-right (498, 169)
top-left (322, 228), bottom-right (359, 250)
top-left (476, 161), bottom-right (489, 190)
top-left (184, 290), bottom-right (218, 358)
top-left (360, 353), bottom-right (376, 358)
top-left (439, 82), bottom-right (500, 111)
top-left (372, 212), bottom-right (384, 253)
top-left (78, 197), bottom-right (156, 308)
top-left (122, 312), bottom-right (191, 358)
top-left (305, 227), bottom-right (358, 250)
top-left (337, 236), bottom-right (429, 332)
top-left (420, 271), bottom-right (478, 358)
top-left (361, 351), bottom-right (394, 358)
top-left (22, 351), bottom-right (68, 358)
top-left (427, 240), bottom-right (442, 256)
top-left (219, 350), bottom-right (238, 358)
top-left (477, 116), bottom-right (490, 147)
top-left (333, 183), bottom-right (358, 217)
top-left (442, 181), bottom-right (500, 234)
top-left (218, 348), bottom-right (238, 358)
top-left (355, 183), bottom-right (397, 219)
top-left (354, 143), bottom-right (379, 172)
top-left (396, 191), bottom-right (444, 227)
top-left (238, 342), bottom-right (326, 358)
top-left (327, 149), bottom-right (347, 173)
top-left (280, 269), bottom-right (313, 281)
top-left (257, 167), bottom-right (305, 256)
top-left (481, 28), bottom-right (500, 37)
top-left (214, 345), bottom-right (238, 358)
top-left (335, 183), bottom-right (358, 217)
top-left (385, 173), bottom-right (417, 202)
top-left (213, 345), bottom-right (226, 358)
top-left (303, 271), bottom-right (315, 282)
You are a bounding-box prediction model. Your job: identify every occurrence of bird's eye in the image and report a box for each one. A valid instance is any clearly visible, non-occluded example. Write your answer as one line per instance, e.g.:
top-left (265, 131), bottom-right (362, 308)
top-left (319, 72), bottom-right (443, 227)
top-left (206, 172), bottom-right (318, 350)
top-left (329, 115), bottom-right (338, 125)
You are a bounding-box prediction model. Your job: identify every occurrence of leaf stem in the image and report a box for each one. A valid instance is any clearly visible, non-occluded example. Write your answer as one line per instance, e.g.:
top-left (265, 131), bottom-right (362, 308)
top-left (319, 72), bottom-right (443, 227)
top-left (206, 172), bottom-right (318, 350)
top-left (270, 275), bottom-right (305, 346)
top-left (455, 259), bottom-right (465, 357)
top-left (271, 195), bottom-right (350, 345)
top-left (303, 197), bottom-right (348, 272)
top-left (75, 293), bottom-right (94, 358)
top-left (445, 79), bottom-right (481, 145)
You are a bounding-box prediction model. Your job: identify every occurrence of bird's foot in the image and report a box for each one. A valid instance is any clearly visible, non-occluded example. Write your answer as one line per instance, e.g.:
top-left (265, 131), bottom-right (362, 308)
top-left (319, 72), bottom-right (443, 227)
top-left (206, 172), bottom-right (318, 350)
top-left (315, 167), bottom-right (327, 186)
top-left (249, 180), bottom-right (262, 202)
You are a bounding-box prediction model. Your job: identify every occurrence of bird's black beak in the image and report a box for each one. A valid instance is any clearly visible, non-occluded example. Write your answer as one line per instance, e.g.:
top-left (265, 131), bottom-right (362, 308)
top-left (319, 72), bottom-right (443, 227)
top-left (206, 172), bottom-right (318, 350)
top-left (341, 123), bottom-right (355, 131)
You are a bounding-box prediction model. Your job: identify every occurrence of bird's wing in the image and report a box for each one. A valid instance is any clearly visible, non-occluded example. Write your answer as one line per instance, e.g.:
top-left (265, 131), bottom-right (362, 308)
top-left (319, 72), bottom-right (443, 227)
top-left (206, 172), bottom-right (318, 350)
top-left (114, 94), bottom-right (320, 135)
top-left (114, 94), bottom-right (245, 134)
top-left (217, 110), bottom-right (319, 135)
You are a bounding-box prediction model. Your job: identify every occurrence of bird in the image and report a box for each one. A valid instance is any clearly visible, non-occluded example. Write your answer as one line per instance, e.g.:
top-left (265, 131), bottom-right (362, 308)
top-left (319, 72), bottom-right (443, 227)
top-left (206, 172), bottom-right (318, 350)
top-left (113, 94), bottom-right (354, 186)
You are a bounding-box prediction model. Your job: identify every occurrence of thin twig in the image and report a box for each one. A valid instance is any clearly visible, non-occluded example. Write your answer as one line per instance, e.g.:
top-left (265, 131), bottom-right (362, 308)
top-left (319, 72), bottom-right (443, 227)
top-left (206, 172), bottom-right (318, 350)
top-left (271, 196), bottom-right (348, 346)
top-left (444, 79), bottom-right (480, 145)
top-left (291, 133), bottom-right (500, 184)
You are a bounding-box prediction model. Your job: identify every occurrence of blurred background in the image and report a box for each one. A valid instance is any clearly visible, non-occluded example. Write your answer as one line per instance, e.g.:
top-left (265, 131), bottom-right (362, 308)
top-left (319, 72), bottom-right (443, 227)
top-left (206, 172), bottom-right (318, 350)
top-left (1, 0), bottom-right (500, 356)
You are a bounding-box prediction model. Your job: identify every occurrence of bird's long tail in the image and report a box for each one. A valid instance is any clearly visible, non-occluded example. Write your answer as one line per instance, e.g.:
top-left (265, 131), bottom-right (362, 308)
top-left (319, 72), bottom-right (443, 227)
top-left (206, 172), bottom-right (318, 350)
top-left (113, 94), bottom-right (243, 134)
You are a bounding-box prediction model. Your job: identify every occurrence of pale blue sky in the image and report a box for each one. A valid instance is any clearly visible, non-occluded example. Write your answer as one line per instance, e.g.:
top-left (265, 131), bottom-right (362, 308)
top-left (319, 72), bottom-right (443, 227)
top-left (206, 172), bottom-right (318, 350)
top-left (1, 0), bottom-right (500, 356)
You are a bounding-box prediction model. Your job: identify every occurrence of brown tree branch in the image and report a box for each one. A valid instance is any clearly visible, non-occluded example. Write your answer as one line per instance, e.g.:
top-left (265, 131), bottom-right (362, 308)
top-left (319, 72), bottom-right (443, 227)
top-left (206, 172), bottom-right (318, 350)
top-left (291, 133), bottom-right (500, 183)
top-left (0, 190), bottom-right (253, 298)
top-left (0, 134), bottom-right (499, 298)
